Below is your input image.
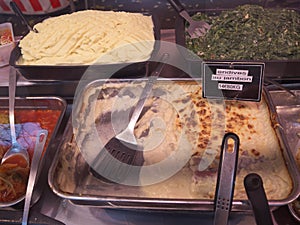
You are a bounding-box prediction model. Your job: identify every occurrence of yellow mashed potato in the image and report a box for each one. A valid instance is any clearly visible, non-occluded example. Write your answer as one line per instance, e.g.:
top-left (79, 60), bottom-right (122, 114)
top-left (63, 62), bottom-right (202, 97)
top-left (18, 10), bottom-right (155, 65)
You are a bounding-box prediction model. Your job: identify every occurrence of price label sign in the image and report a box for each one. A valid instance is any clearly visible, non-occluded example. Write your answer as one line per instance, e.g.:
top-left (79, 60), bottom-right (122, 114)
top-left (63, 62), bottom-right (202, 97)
top-left (202, 62), bottom-right (265, 101)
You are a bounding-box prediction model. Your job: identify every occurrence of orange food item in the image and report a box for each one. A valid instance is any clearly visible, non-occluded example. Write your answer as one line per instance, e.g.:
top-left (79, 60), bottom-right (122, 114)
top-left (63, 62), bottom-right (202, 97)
top-left (2, 155), bottom-right (29, 168)
top-left (0, 163), bottom-right (29, 202)
top-left (0, 109), bottom-right (61, 203)
top-left (0, 29), bottom-right (13, 45)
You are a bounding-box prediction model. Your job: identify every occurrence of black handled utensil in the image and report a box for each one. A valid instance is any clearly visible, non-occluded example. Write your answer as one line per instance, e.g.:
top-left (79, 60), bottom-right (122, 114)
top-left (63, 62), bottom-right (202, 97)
top-left (10, 1), bottom-right (38, 33)
top-left (213, 132), bottom-right (239, 225)
top-left (168, 0), bottom-right (210, 38)
top-left (244, 173), bottom-right (274, 225)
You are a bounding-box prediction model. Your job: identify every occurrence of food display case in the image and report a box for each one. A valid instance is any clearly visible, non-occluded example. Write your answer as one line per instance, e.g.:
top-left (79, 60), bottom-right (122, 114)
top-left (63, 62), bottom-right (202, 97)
top-left (0, 0), bottom-right (300, 224)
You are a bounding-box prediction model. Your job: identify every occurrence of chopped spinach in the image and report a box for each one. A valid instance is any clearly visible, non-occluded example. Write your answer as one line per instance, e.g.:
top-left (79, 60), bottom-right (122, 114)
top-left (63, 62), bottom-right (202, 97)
top-left (186, 5), bottom-right (300, 60)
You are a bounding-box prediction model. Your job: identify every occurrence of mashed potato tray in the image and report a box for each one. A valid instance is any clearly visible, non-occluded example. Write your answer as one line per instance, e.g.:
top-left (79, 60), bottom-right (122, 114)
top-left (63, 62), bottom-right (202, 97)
top-left (9, 14), bottom-right (161, 81)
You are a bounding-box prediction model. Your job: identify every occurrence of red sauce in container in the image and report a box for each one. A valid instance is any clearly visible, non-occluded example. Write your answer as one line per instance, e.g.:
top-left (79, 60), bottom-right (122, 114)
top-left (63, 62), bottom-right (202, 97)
top-left (0, 109), bottom-right (61, 203)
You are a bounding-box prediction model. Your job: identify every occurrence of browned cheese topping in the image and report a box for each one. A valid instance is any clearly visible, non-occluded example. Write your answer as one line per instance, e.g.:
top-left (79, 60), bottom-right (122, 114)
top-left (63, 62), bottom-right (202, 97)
top-left (72, 80), bottom-right (292, 200)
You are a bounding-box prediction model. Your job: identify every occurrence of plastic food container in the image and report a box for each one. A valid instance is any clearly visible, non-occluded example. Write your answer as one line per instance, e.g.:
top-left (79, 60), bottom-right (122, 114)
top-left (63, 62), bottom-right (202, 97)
top-left (0, 23), bottom-right (15, 67)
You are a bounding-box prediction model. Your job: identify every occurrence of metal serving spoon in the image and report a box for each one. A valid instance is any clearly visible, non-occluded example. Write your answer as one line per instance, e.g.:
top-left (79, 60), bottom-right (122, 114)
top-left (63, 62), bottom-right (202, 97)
top-left (22, 129), bottom-right (48, 225)
top-left (1, 67), bottom-right (29, 168)
top-left (214, 133), bottom-right (239, 225)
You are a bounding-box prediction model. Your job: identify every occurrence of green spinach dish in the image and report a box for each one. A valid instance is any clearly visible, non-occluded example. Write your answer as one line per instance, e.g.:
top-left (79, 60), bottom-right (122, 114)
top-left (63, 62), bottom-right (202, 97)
top-left (186, 5), bottom-right (300, 60)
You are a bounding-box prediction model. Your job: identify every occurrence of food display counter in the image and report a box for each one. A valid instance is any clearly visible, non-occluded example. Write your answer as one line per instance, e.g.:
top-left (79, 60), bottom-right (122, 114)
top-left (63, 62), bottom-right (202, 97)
top-left (0, 1), bottom-right (300, 224)
top-left (0, 43), bottom-right (300, 225)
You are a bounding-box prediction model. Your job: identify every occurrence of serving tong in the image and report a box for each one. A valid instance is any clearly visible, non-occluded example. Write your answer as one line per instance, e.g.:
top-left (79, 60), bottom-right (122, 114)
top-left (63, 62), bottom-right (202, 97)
top-left (213, 133), bottom-right (239, 225)
top-left (168, 0), bottom-right (210, 38)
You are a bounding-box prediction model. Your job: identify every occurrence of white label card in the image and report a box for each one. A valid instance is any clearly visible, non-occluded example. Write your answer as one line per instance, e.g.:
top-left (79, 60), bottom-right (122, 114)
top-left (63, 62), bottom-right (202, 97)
top-left (212, 74), bottom-right (253, 83)
top-left (216, 69), bottom-right (249, 76)
top-left (218, 83), bottom-right (244, 91)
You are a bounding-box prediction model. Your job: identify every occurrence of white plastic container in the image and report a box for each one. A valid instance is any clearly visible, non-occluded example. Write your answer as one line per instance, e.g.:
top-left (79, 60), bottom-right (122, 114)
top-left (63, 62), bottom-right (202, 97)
top-left (0, 22), bottom-right (15, 67)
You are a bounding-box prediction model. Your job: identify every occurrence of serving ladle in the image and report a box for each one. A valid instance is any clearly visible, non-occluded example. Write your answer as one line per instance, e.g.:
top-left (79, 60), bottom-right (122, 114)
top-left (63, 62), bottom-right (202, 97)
top-left (1, 67), bottom-right (29, 168)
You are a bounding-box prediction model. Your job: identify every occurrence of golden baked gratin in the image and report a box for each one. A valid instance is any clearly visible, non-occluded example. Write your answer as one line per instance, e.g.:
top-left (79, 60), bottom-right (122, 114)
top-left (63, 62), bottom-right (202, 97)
top-left (72, 80), bottom-right (292, 200)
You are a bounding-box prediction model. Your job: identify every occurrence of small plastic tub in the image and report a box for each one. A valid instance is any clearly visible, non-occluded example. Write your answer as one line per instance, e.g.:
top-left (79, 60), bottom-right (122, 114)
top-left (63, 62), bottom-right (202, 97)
top-left (0, 22), bottom-right (15, 67)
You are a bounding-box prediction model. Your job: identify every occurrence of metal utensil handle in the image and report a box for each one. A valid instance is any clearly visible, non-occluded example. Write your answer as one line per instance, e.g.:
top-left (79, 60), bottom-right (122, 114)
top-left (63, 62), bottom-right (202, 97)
top-left (244, 173), bottom-right (274, 225)
top-left (10, 1), bottom-right (37, 33)
top-left (265, 78), bottom-right (296, 97)
top-left (127, 53), bottom-right (169, 131)
top-left (22, 130), bottom-right (48, 225)
top-left (9, 66), bottom-right (17, 144)
top-left (213, 133), bottom-right (240, 225)
top-left (168, 0), bottom-right (185, 13)
top-left (167, 0), bottom-right (194, 24)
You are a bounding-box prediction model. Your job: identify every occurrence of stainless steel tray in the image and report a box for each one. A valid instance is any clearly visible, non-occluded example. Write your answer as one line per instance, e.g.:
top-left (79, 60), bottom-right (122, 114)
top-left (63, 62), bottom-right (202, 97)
top-left (264, 85), bottom-right (300, 159)
top-left (264, 85), bottom-right (300, 222)
top-left (0, 96), bottom-right (67, 207)
top-left (48, 78), bottom-right (300, 211)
